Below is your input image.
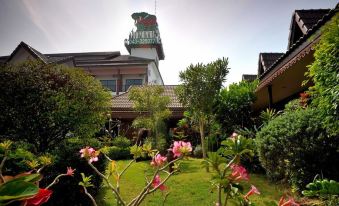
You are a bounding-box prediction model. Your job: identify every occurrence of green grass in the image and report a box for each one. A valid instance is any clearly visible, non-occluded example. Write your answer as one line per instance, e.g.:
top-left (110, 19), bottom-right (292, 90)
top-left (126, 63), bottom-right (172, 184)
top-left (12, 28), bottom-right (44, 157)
top-left (96, 158), bottom-right (289, 206)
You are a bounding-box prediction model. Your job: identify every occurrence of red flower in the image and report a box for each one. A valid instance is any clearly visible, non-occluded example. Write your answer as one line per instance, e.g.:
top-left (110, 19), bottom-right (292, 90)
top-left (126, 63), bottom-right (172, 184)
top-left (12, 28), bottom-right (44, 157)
top-left (23, 188), bottom-right (53, 206)
top-left (278, 196), bottom-right (300, 206)
top-left (244, 185), bottom-right (260, 200)
top-left (230, 164), bottom-right (249, 181)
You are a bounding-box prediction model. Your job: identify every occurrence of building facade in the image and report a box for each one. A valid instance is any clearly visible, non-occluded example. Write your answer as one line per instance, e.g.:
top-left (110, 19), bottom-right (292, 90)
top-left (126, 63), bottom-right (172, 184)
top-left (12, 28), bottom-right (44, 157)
top-left (251, 5), bottom-right (338, 111)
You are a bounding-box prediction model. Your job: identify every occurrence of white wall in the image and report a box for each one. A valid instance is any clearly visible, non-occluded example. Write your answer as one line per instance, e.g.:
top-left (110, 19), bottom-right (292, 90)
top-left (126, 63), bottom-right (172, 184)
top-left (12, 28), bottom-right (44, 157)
top-left (147, 62), bottom-right (163, 85)
top-left (131, 48), bottom-right (159, 66)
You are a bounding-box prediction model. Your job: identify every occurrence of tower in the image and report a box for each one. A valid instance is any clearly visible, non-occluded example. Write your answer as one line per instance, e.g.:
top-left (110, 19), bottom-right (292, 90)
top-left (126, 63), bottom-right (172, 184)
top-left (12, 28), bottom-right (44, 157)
top-left (124, 12), bottom-right (165, 67)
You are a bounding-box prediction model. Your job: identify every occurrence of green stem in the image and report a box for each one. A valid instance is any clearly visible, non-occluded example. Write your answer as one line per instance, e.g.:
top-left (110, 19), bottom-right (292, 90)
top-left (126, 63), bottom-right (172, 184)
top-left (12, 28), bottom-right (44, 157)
top-left (88, 162), bottom-right (126, 206)
top-left (224, 191), bottom-right (229, 206)
top-left (82, 186), bottom-right (98, 206)
top-left (46, 174), bottom-right (66, 189)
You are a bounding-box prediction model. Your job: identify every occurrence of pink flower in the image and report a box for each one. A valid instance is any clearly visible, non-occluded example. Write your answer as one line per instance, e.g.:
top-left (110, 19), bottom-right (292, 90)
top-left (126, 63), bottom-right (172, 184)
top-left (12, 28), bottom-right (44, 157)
top-left (151, 154), bottom-right (167, 167)
top-left (171, 141), bottom-right (192, 158)
top-left (278, 196), bottom-right (300, 206)
top-left (244, 185), bottom-right (260, 200)
top-left (152, 175), bottom-right (167, 191)
top-left (80, 147), bottom-right (99, 163)
top-left (66, 167), bottom-right (75, 176)
top-left (230, 164), bottom-right (249, 181)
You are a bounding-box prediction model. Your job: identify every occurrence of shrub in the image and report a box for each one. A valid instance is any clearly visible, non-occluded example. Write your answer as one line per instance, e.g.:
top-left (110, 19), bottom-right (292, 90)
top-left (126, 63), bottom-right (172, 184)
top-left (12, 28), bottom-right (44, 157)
top-left (106, 146), bottom-right (131, 160)
top-left (42, 138), bottom-right (107, 206)
top-left (112, 136), bottom-right (131, 148)
top-left (0, 60), bottom-right (111, 152)
top-left (215, 80), bottom-right (258, 135)
top-left (256, 107), bottom-right (339, 191)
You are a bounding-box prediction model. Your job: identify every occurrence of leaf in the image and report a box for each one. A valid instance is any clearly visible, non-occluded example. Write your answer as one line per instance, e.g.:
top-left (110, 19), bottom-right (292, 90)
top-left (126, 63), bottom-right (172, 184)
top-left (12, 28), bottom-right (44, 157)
top-left (0, 180), bottom-right (38, 202)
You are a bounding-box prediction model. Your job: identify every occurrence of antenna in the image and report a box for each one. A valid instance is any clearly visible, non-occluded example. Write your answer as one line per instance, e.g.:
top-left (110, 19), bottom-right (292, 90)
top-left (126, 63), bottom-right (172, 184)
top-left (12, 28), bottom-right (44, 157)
top-left (155, 0), bottom-right (157, 15)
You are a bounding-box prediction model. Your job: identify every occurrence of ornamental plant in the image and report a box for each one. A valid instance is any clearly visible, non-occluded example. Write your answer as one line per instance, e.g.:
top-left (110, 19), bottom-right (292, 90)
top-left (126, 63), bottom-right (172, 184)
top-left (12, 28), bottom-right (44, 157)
top-left (79, 141), bottom-right (192, 206)
top-left (0, 140), bottom-right (75, 206)
top-left (202, 132), bottom-right (259, 206)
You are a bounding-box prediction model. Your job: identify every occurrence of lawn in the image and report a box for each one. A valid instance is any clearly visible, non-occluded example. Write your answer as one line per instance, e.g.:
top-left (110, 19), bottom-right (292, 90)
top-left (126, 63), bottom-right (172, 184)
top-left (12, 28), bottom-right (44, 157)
top-left (96, 158), bottom-right (289, 206)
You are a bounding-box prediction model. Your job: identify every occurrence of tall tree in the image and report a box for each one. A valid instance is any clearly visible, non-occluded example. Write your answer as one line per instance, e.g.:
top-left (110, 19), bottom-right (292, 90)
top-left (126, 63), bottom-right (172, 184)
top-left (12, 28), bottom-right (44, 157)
top-left (176, 58), bottom-right (229, 161)
top-left (0, 61), bottom-right (111, 152)
top-left (128, 85), bottom-right (171, 150)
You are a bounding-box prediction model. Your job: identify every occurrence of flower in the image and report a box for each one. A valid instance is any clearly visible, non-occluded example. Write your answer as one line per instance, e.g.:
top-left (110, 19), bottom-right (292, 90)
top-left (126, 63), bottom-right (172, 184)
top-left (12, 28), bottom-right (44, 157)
top-left (151, 154), bottom-right (167, 167)
top-left (23, 188), bottom-right (53, 206)
top-left (230, 164), bottom-right (249, 181)
top-left (66, 167), bottom-right (75, 176)
top-left (152, 175), bottom-right (167, 191)
top-left (278, 196), bottom-right (300, 206)
top-left (171, 141), bottom-right (192, 158)
top-left (244, 185), bottom-right (260, 200)
top-left (80, 147), bottom-right (99, 163)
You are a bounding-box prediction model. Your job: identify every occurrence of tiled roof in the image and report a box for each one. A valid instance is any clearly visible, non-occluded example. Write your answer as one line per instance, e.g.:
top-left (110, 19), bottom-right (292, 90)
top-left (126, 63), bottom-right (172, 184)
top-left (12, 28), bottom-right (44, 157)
top-left (112, 85), bottom-right (183, 110)
top-left (242, 74), bottom-right (257, 81)
top-left (295, 9), bottom-right (331, 31)
top-left (260, 53), bottom-right (284, 70)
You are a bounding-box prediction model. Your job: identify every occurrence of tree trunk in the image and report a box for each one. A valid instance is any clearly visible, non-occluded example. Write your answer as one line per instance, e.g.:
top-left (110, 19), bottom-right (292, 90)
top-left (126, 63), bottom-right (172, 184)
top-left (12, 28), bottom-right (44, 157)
top-left (199, 118), bottom-right (209, 172)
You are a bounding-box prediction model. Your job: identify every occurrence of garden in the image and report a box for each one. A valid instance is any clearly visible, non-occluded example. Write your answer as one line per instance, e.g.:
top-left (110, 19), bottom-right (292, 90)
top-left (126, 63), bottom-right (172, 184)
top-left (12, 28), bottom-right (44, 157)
top-left (0, 14), bottom-right (338, 206)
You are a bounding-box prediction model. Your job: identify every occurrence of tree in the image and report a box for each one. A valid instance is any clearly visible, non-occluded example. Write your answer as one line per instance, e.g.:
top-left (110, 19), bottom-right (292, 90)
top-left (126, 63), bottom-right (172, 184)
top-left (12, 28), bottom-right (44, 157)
top-left (0, 61), bottom-right (111, 152)
top-left (215, 80), bottom-right (258, 135)
top-left (176, 58), bottom-right (229, 162)
top-left (128, 85), bottom-right (171, 150)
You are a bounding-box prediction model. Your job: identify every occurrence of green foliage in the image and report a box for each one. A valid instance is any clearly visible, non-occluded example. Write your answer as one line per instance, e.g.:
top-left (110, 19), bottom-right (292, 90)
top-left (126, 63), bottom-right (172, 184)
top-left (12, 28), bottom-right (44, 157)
top-left (302, 179), bottom-right (339, 197)
top-left (303, 179), bottom-right (339, 206)
top-left (0, 178), bottom-right (38, 204)
top-left (129, 85), bottom-right (171, 149)
top-left (306, 14), bottom-right (339, 120)
top-left (112, 136), bottom-right (131, 148)
top-left (256, 107), bottom-right (339, 191)
top-left (0, 60), bottom-right (111, 152)
top-left (79, 173), bottom-right (94, 188)
top-left (176, 58), bottom-right (230, 158)
top-left (259, 109), bottom-right (279, 126)
top-left (215, 80), bottom-right (258, 134)
top-left (105, 146), bottom-right (131, 160)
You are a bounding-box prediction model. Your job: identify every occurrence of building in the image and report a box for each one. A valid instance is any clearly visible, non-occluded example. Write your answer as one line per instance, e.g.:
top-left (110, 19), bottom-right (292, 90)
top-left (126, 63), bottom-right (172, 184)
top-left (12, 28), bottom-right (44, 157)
top-left (0, 12), bottom-right (165, 96)
top-left (252, 5), bottom-right (338, 111)
top-left (0, 12), bottom-right (184, 137)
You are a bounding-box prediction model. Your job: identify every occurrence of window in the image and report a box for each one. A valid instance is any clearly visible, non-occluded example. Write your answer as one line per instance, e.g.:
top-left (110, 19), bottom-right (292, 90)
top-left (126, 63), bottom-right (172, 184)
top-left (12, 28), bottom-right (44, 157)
top-left (125, 79), bottom-right (143, 91)
top-left (100, 80), bottom-right (116, 92)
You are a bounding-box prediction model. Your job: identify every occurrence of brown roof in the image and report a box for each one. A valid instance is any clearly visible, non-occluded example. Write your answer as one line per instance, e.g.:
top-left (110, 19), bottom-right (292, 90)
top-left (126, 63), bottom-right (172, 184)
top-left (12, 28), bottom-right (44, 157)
top-left (112, 85), bottom-right (183, 110)
top-left (260, 53), bottom-right (284, 70)
top-left (242, 74), bottom-right (257, 82)
top-left (295, 9), bottom-right (331, 31)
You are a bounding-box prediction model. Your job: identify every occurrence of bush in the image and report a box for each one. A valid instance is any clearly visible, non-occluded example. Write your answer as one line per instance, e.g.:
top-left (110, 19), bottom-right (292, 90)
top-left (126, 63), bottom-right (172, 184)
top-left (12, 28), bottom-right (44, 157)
top-left (42, 138), bottom-right (107, 206)
top-left (193, 145), bottom-right (203, 158)
top-left (112, 136), bottom-right (131, 148)
top-left (0, 61), bottom-right (111, 152)
top-left (106, 146), bottom-right (131, 160)
top-left (256, 107), bottom-right (339, 191)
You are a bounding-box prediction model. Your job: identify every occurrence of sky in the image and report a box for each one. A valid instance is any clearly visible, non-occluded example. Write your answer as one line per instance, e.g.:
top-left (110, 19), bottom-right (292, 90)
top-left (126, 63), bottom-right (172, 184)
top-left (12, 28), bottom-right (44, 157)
top-left (0, 0), bottom-right (337, 85)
